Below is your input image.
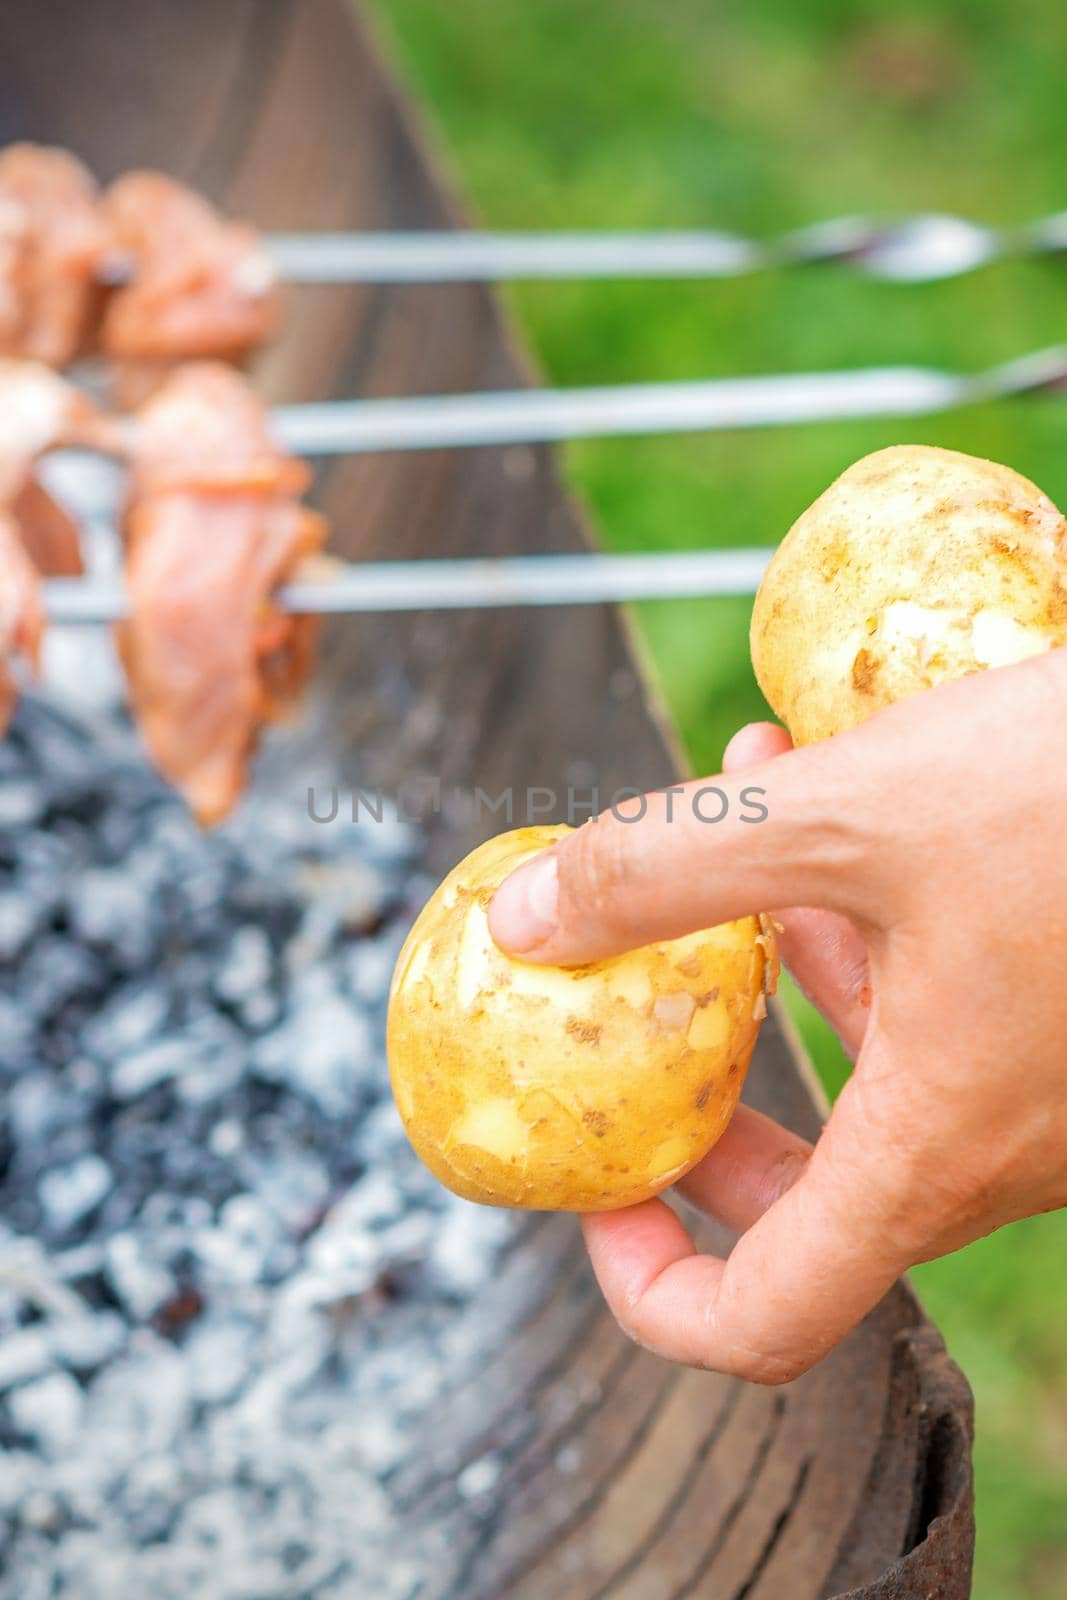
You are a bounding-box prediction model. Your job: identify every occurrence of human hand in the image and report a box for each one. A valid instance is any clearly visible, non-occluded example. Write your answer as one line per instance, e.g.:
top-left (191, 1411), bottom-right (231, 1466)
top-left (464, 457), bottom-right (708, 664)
top-left (488, 649), bottom-right (1067, 1382)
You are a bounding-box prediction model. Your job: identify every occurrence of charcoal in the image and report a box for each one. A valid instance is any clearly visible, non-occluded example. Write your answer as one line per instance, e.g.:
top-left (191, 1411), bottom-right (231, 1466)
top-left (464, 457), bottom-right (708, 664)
top-left (7, 1371), bottom-right (84, 1457)
top-left (212, 924), bottom-right (273, 1004)
top-left (81, 983), bottom-right (170, 1057)
top-left (342, 930), bottom-right (399, 1007)
top-left (0, 891), bottom-right (43, 962)
top-left (108, 1036), bottom-right (190, 1100)
top-left (7, 830), bottom-right (72, 921)
top-left (234, 988), bottom-right (281, 1031)
top-left (16, 935), bottom-right (107, 1020)
top-left (16, 1487), bottom-right (65, 1535)
top-left (38, 1155), bottom-right (113, 1235)
top-left (104, 1234), bottom-right (176, 1321)
top-left (67, 866), bottom-right (158, 965)
top-left (46, 1311), bottom-right (126, 1376)
top-left (0, 1329), bottom-right (52, 1393)
top-left (7, 696), bottom-right (105, 798)
top-left (427, 1199), bottom-right (516, 1300)
top-left (183, 1320), bottom-right (254, 1406)
top-left (253, 971), bottom-right (374, 1116)
top-left (0, 700), bottom-right (516, 1592)
top-left (7, 1073), bottom-right (69, 1146)
top-left (0, 779), bottom-right (46, 829)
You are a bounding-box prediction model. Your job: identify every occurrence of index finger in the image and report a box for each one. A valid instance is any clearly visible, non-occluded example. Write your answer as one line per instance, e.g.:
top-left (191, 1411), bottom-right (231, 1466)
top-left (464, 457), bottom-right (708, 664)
top-left (489, 736), bottom-right (887, 967)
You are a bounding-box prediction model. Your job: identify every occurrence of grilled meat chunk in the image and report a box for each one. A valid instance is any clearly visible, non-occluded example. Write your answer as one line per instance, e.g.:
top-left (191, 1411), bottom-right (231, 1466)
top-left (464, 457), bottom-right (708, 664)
top-left (101, 173), bottom-right (280, 399)
top-left (118, 364), bottom-right (324, 823)
top-left (0, 145), bottom-right (111, 367)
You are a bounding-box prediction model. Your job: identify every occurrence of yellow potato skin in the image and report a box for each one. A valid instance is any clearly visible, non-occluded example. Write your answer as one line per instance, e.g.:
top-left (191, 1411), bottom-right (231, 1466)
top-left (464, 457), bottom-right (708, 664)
top-left (751, 444), bottom-right (1067, 745)
top-left (387, 826), bottom-right (771, 1211)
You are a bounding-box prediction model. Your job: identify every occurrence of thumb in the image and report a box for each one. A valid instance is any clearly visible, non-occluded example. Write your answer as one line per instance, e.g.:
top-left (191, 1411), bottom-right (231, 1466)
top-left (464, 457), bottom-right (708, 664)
top-left (581, 1055), bottom-right (919, 1381)
top-left (489, 725), bottom-right (891, 966)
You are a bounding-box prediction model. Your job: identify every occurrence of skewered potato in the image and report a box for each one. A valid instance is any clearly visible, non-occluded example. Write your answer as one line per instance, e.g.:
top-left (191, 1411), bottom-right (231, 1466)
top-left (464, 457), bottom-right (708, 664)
top-left (751, 444), bottom-right (1067, 744)
top-left (388, 825), bottom-right (773, 1211)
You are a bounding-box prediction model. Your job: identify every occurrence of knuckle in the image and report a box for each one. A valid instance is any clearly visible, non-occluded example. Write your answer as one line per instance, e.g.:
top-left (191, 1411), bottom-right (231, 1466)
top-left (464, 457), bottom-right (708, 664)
top-left (792, 1083), bottom-right (926, 1274)
top-left (782, 745), bottom-right (882, 895)
top-left (839, 1068), bottom-right (1015, 1251)
top-left (706, 1299), bottom-right (817, 1386)
top-left (615, 1301), bottom-right (813, 1383)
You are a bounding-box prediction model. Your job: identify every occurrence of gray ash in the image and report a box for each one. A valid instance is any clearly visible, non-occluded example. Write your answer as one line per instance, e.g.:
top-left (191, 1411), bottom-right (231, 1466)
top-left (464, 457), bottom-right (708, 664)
top-left (0, 699), bottom-right (513, 1598)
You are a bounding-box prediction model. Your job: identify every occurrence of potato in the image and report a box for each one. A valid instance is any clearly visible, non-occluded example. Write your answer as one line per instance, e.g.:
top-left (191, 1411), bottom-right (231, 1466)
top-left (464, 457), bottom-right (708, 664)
top-left (388, 825), bottom-right (773, 1211)
top-left (751, 444), bottom-right (1067, 744)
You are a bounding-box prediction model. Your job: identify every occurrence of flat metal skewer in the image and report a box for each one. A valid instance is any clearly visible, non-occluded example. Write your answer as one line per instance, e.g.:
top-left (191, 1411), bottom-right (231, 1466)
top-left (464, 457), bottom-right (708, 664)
top-left (42, 549), bottom-right (773, 625)
top-left (266, 212), bottom-right (1067, 285)
top-left (270, 346), bottom-right (1067, 455)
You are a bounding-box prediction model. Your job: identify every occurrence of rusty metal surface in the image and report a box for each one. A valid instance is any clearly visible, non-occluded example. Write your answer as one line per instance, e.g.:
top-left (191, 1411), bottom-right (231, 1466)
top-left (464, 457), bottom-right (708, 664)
top-left (0, 1), bottom-right (974, 1592)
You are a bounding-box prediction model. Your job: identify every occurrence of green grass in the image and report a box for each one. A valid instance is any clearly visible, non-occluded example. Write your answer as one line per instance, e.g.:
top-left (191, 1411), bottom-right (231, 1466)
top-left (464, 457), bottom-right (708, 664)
top-left (366, 3), bottom-right (1067, 1592)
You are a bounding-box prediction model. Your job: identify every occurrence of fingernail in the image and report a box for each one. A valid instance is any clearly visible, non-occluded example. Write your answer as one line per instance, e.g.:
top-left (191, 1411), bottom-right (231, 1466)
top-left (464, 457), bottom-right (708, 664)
top-left (490, 851), bottom-right (559, 953)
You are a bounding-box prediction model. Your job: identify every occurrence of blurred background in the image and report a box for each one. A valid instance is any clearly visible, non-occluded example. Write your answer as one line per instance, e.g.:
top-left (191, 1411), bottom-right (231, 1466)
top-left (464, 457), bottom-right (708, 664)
top-left (366, 3), bottom-right (1067, 1596)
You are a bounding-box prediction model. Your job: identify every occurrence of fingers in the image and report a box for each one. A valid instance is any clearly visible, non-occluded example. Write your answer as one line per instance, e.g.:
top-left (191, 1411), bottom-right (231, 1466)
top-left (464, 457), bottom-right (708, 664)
top-left (676, 1104), bottom-right (812, 1232)
top-left (726, 723), bottom-right (871, 1059)
top-left (489, 728), bottom-right (888, 966)
top-left (583, 1078), bottom-right (914, 1382)
top-left (721, 719), bottom-right (793, 770)
top-left (771, 908), bottom-right (871, 1059)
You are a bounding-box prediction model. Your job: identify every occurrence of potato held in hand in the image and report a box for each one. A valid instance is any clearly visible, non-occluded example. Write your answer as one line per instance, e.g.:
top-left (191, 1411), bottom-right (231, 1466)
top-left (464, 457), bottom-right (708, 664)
top-left (752, 444), bottom-right (1067, 744)
top-left (388, 826), bottom-right (772, 1211)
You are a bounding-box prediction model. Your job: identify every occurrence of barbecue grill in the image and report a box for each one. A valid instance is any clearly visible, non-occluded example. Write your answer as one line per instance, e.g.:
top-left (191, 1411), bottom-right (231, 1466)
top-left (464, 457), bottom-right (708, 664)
top-left (0, 2), bottom-right (974, 1595)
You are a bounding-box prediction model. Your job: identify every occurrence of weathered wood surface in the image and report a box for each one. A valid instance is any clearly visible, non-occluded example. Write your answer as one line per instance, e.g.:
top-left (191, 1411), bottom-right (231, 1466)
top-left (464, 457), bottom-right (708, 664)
top-left (0, 1), bottom-right (974, 1593)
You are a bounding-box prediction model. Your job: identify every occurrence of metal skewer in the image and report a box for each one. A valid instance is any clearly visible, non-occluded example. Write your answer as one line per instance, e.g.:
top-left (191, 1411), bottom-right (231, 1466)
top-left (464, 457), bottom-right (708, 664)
top-left (37, 344), bottom-right (1067, 541)
top-left (270, 346), bottom-right (1067, 455)
top-left (267, 212), bottom-right (1067, 285)
top-left (42, 549), bottom-right (773, 625)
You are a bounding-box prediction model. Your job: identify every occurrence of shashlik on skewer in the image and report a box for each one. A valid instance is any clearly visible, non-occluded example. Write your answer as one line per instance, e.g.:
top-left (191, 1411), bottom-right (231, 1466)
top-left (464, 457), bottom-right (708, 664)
top-left (99, 172), bottom-right (281, 404)
top-left (2, 147), bottom-right (1066, 452)
top-left (3, 139), bottom-right (1064, 819)
top-left (0, 353), bottom-right (775, 824)
top-left (0, 145), bottom-right (112, 368)
top-left (117, 363), bottom-right (324, 825)
top-left (0, 359), bottom-right (109, 573)
top-left (0, 361), bottom-right (109, 727)
top-left (0, 146), bottom-right (279, 390)
top-left (5, 141), bottom-right (1067, 296)
top-left (0, 359), bottom-right (323, 820)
